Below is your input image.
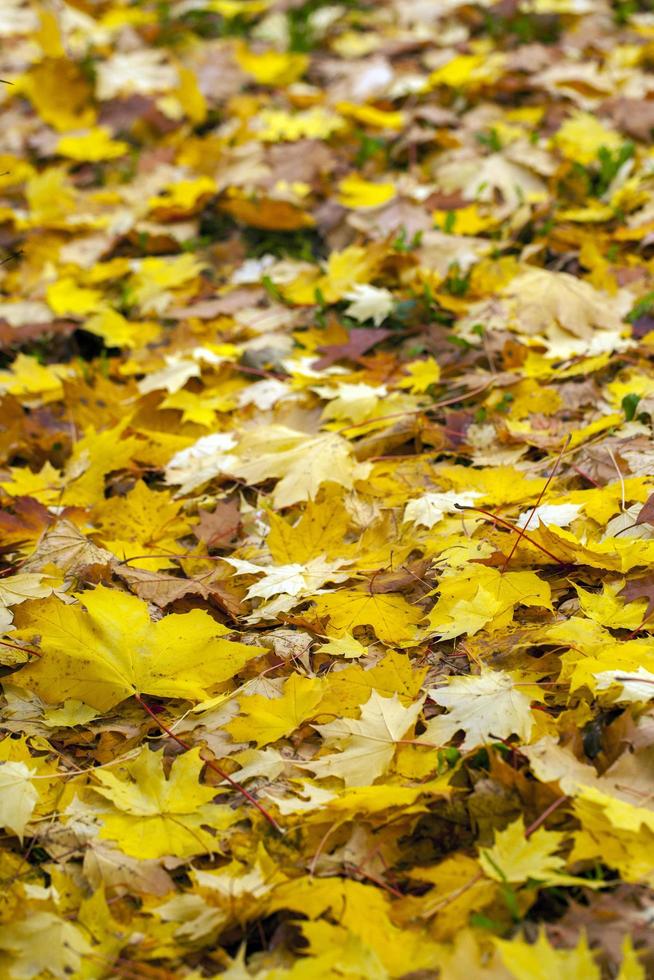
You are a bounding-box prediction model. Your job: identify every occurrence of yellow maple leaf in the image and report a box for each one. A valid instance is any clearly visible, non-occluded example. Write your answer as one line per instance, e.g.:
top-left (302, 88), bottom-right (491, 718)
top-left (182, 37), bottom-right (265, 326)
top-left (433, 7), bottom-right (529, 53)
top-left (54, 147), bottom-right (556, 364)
top-left (312, 589), bottom-right (423, 646)
top-left (571, 786), bottom-right (654, 882)
top-left (284, 244), bottom-right (382, 304)
top-left (93, 748), bottom-right (237, 858)
top-left (423, 666), bottom-right (542, 750)
top-left (301, 691), bottom-right (423, 786)
top-left (0, 762), bottom-right (38, 841)
top-left (91, 479), bottom-right (193, 569)
top-left (14, 586), bottom-right (264, 711)
top-left (129, 254), bottom-right (205, 314)
top-left (337, 174), bottom-right (396, 209)
top-left (0, 912), bottom-right (90, 979)
top-left (235, 43), bottom-right (308, 86)
top-left (254, 106), bottom-right (345, 142)
top-left (0, 572), bottom-right (55, 633)
top-left (227, 674), bottom-right (323, 747)
top-left (83, 309), bottom-right (160, 349)
top-left (399, 855), bottom-right (496, 940)
top-left (478, 816), bottom-right (567, 884)
top-left (269, 876), bottom-right (440, 975)
top-left (438, 464), bottom-right (548, 506)
top-left (46, 278), bottom-right (104, 317)
top-left (494, 930), bottom-right (600, 980)
top-left (61, 421), bottom-right (141, 506)
top-left (16, 58), bottom-right (96, 131)
top-left (429, 52), bottom-right (505, 89)
top-left (26, 167), bottom-right (76, 226)
top-left (397, 357), bottom-right (441, 393)
top-left (147, 175), bottom-right (216, 216)
top-left (0, 354), bottom-right (69, 404)
top-left (553, 111), bottom-right (622, 165)
top-left (228, 426), bottom-right (369, 508)
top-left (266, 491), bottom-right (352, 564)
top-left (56, 127), bottom-right (129, 161)
top-left (427, 566), bottom-right (552, 640)
top-left (0, 461), bottom-right (63, 504)
top-left (574, 582), bottom-right (645, 630)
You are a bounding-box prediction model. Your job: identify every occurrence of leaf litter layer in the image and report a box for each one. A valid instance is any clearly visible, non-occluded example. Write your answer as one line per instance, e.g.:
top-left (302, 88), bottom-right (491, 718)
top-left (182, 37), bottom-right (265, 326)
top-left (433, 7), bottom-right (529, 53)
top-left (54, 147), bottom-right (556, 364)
top-left (2, 0), bottom-right (654, 976)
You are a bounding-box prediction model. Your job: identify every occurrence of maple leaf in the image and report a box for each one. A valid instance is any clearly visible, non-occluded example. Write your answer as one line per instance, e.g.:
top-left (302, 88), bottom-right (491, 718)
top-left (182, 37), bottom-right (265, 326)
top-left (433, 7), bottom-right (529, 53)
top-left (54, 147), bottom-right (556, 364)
top-left (311, 589), bottom-right (423, 645)
top-left (0, 762), bottom-right (38, 841)
top-left (194, 499), bottom-right (241, 548)
top-left (301, 691), bottom-right (423, 786)
top-left (21, 520), bottom-right (114, 578)
top-left (403, 490), bottom-right (481, 529)
top-left (343, 284), bottom-right (394, 325)
top-left (0, 572), bottom-right (54, 632)
top-left (229, 427), bottom-right (370, 509)
top-left (114, 564), bottom-right (243, 616)
top-left (312, 327), bottom-right (393, 369)
top-left (14, 586), bottom-right (263, 711)
top-left (92, 747), bottom-right (237, 859)
top-left (226, 674), bottom-right (323, 747)
top-left (266, 491), bottom-right (351, 564)
top-left (0, 912), bottom-right (91, 980)
top-left (397, 356), bottom-right (441, 393)
top-left (523, 736), bottom-right (600, 796)
top-left (427, 566), bottom-right (552, 640)
top-left (494, 931), bottom-right (601, 980)
top-left (268, 876), bottom-right (441, 975)
top-left (619, 575), bottom-right (654, 622)
top-left (91, 478), bottom-right (193, 569)
top-left (5, 0), bottom-right (654, 970)
top-left (478, 816), bottom-right (583, 886)
top-left (424, 667), bottom-right (542, 750)
top-left (224, 555), bottom-right (350, 602)
top-left (60, 421), bottom-right (141, 507)
top-left (515, 503), bottom-right (583, 530)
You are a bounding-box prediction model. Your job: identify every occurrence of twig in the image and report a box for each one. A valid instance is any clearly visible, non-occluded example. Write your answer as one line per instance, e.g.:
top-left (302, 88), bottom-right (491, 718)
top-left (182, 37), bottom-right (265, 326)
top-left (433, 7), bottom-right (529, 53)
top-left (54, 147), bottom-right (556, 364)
top-left (524, 796), bottom-right (568, 837)
top-left (0, 638), bottom-right (42, 658)
top-left (500, 435), bottom-right (570, 573)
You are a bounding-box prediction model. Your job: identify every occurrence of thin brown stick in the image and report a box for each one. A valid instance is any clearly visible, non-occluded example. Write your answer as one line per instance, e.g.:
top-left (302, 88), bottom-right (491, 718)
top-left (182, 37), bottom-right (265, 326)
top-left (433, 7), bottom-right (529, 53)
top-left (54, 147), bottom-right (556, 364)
top-left (0, 638), bottom-right (42, 658)
top-left (524, 796), bottom-right (568, 838)
top-left (335, 382), bottom-right (494, 435)
top-left (500, 435), bottom-right (571, 573)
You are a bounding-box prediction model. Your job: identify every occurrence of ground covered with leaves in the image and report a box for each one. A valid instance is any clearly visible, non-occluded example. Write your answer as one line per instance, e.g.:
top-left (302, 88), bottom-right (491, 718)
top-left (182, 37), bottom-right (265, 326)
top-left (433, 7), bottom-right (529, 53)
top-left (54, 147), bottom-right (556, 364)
top-left (5, 0), bottom-right (654, 977)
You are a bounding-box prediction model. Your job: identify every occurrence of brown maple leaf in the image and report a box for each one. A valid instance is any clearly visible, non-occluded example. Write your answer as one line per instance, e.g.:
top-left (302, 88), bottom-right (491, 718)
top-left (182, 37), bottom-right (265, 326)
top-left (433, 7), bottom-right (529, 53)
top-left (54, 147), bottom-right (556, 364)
top-left (193, 499), bottom-right (241, 549)
top-left (635, 492), bottom-right (654, 527)
top-left (115, 563), bottom-right (243, 616)
top-left (619, 575), bottom-right (654, 622)
top-left (0, 496), bottom-right (55, 548)
top-left (312, 327), bottom-right (393, 369)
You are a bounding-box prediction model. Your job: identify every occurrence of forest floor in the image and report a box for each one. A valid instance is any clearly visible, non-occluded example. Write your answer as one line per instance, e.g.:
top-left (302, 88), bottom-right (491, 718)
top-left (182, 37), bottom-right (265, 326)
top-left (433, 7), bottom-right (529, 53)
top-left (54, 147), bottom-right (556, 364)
top-left (1, 0), bottom-right (654, 977)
